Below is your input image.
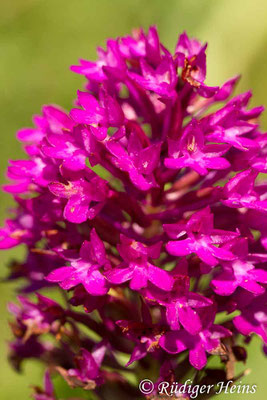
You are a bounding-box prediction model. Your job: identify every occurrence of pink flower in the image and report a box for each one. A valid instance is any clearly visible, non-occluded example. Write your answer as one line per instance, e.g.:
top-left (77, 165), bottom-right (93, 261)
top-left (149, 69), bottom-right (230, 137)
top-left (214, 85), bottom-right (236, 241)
top-left (1, 26), bottom-right (267, 398)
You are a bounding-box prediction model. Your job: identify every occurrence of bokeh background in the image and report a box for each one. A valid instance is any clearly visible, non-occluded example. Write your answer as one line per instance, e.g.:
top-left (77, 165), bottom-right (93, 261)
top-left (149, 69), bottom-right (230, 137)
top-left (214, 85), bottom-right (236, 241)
top-left (1, 1), bottom-right (267, 399)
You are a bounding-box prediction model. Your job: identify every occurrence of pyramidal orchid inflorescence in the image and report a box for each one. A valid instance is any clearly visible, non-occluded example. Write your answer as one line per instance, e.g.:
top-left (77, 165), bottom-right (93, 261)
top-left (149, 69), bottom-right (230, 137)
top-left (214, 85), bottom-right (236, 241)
top-left (1, 26), bottom-right (267, 399)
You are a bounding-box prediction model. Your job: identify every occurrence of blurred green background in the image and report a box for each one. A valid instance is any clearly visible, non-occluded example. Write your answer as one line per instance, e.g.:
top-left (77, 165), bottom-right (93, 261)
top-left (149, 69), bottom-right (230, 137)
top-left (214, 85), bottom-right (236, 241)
top-left (1, 0), bottom-right (267, 399)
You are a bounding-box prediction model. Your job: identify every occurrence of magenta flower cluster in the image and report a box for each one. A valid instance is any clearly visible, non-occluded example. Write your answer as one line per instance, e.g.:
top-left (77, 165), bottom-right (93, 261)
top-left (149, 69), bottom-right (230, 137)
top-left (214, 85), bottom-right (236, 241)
top-left (1, 27), bottom-right (267, 399)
